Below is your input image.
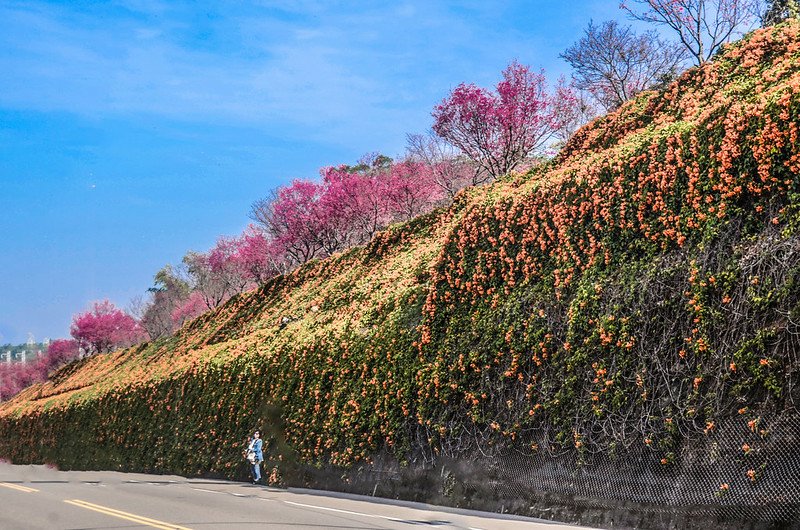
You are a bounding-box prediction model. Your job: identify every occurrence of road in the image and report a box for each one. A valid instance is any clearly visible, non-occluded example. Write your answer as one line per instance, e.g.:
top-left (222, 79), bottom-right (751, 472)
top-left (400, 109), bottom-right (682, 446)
top-left (0, 462), bottom-right (591, 530)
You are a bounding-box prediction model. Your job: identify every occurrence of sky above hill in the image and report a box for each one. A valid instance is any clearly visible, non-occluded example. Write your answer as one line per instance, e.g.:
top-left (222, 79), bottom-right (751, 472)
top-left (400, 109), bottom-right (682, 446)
top-left (0, 0), bottom-right (624, 344)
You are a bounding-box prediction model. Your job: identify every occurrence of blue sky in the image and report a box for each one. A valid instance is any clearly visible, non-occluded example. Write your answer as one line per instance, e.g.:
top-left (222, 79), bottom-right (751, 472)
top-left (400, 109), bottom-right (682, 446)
top-left (0, 0), bottom-right (624, 344)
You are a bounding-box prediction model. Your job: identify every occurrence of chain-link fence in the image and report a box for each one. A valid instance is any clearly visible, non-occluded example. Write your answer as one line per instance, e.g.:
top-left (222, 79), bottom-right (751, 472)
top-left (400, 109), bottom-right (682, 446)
top-left (488, 414), bottom-right (799, 525)
top-left (295, 414), bottom-right (800, 529)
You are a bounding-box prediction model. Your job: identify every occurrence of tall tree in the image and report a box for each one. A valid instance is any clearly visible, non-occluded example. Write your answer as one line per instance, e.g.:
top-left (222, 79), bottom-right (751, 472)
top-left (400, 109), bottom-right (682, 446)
top-left (138, 265), bottom-right (190, 339)
top-left (248, 154), bottom-right (451, 274)
top-left (320, 164), bottom-right (394, 246)
top-left (405, 132), bottom-right (482, 196)
top-left (45, 339), bottom-right (80, 366)
top-left (250, 180), bottom-right (326, 267)
top-left (432, 61), bottom-right (577, 179)
top-left (561, 20), bottom-right (686, 110)
top-left (238, 225), bottom-right (286, 282)
top-left (207, 236), bottom-right (253, 296)
top-left (70, 300), bottom-right (144, 355)
top-left (0, 362), bottom-right (40, 400)
top-left (552, 87), bottom-right (599, 145)
top-left (385, 160), bottom-right (442, 221)
top-left (183, 251), bottom-right (235, 309)
top-left (621, 0), bottom-right (758, 65)
top-left (170, 291), bottom-right (208, 329)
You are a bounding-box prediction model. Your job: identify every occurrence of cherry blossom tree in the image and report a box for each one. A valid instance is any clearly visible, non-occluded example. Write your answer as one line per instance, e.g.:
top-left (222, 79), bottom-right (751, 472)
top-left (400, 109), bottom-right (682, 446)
top-left (207, 235), bottom-right (252, 295)
top-left (0, 339), bottom-right (81, 400)
top-left (170, 291), bottom-right (208, 329)
top-left (386, 160), bottom-right (442, 221)
top-left (250, 180), bottom-right (326, 266)
top-left (70, 300), bottom-right (144, 355)
top-left (183, 251), bottom-right (234, 309)
top-left (314, 166), bottom-right (360, 254)
top-left (238, 225), bottom-right (286, 282)
top-left (551, 85), bottom-right (599, 147)
top-left (0, 362), bottom-right (40, 400)
top-left (248, 155), bottom-right (449, 271)
top-left (621, 0), bottom-right (759, 65)
top-left (201, 227), bottom-right (284, 294)
top-left (432, 61), bottom-right (578, 179)
top-left (184, 232), bottom-right (272, 311)
top-left (405, 132), bottom-right (481, 197)
top-left (46, 339), bottom-right (80, 366)
top-left (320, 164), bottom-right (394, 246)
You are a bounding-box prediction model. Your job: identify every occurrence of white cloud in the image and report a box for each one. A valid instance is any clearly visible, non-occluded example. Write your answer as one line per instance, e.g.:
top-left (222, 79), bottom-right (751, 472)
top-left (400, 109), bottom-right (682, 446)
top-left (0, 3), bottom-right (416, 145)
top-left (0, 1), bottom-right (602, 153)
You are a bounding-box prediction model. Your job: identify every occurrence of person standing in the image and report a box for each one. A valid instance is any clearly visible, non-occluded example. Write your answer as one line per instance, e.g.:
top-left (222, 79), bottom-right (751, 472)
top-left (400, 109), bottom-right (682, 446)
top-left (245, 430), bottom-right (264, 484)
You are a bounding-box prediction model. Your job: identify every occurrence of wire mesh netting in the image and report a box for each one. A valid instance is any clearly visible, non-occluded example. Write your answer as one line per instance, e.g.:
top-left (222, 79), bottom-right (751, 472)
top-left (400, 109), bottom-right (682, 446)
top-left (486, 413), bottom-right (800, 523)
top-left (319, 413), bottom-right (800, 528)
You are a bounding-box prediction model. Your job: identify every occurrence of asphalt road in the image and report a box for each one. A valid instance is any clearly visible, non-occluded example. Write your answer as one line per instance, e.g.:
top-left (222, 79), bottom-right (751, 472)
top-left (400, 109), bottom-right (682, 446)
top-left (0, 462), bottom-right (591, 530)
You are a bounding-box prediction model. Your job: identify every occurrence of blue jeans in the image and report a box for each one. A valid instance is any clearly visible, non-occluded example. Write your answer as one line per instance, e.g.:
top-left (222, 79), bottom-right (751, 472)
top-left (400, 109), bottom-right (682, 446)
top-left (251, 461), bottom-right (261, 482)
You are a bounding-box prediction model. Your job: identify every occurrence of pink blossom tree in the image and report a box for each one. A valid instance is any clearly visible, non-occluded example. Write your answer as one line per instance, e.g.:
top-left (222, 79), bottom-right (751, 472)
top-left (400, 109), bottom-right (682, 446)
top-left (0, 362), bottom-right (39, 400)
top-left (238, 225), bottom-right (286, 282)
top-left (315, 166), bottom-right (360, 254)
top-left (183, 251), bottom-right (230, 309)
top-left (70, 300), bottom-right (144, 355)
top-left (170, 290), bottom-right (209, 329)
top-left (247, 154), bottom-right (450, 272)
top-left (621, 0), bottom-right (758, 65)
top-left (405, 132), bottom-right (480, 197)
top-left (250, 179), bottom-right (327, 266)
top-left (320, 164), bottom-right (394, 246)
top-left (433, 62), bottom-right (578, 179)
top-left (385, 160), bottom-right (442, 221)
top-left (182, 227), bottom-right (286, 312)
top-left (46, 339), bottom-right (80, 366)
top-left (551, 84), bottom-right (599, 146)
top-left (0, 339), bottom-right (81, 400)
top-left (207, 235), bottom-right (252, 295)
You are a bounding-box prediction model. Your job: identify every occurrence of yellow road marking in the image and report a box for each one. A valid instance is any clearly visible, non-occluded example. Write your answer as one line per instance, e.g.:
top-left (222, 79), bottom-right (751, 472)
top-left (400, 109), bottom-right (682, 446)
top-left (0, 482), bottom-right (39, 493)
top-left (64, 499), bottom-right (192, 530)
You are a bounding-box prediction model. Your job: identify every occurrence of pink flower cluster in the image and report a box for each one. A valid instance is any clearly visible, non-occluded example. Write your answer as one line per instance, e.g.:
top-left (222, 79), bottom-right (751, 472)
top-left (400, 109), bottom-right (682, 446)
top-left (433, 61), bottom-right (577, 178)
top-left (0, 339), bottom-right (80, 400)
top-left (70, 300), bottom-right (145, 355)
top-left (254, 158), bottom-right (444, 269)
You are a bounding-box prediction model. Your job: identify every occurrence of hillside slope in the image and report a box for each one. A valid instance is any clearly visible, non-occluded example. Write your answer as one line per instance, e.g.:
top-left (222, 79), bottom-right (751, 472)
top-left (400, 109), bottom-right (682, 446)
top-left (4, 22), bottom-right (800, 528)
